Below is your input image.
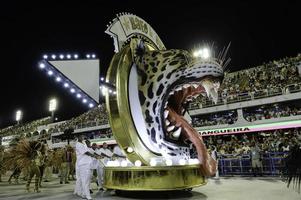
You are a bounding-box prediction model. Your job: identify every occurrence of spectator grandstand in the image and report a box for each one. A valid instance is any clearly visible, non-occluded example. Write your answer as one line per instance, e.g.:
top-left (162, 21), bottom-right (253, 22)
top-left (0, 117), bottom-right (51, 137)
top-left (192, 110), bottom-right (237, 127)
top-left (48, 104), bottom-right (109, 134)
top-left (189, 54), bottom-right (301, 109)
top-left (243, 102), bottom-right (301, 122)
top-left (205, 128), bottom-right (301, 155)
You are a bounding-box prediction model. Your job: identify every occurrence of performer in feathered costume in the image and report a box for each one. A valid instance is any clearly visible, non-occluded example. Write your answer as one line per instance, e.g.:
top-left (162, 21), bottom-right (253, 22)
top-left (4, 139), bottom-right (45, 192)
top-left (284, 136), bottom-right (301, 193)
top-left (0, 145), bottom-right (4, 182)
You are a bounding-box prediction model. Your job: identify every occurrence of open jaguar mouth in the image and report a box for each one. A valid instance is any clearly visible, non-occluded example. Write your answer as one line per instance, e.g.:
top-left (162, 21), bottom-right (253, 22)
top-left (162, 76), bottom-right (221, 176)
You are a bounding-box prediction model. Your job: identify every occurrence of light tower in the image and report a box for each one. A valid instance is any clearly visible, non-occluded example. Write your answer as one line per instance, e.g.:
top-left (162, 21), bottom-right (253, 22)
top-left (15, 110), bottom-right (22, 125)
top-left (49, 98), bottom-right (57, 123)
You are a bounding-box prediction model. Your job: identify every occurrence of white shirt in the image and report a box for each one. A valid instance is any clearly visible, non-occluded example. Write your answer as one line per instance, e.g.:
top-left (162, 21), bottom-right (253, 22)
top-left (89, 148), bottom-right (99, 169)
top-left (113, 146), bottom-right (126, 162)
top-left (75, 141), bottom-right (92, 167)
top-left (98, 148), bottom-right (113, 166)
top-left (113, 145), bottom-right (125, 157)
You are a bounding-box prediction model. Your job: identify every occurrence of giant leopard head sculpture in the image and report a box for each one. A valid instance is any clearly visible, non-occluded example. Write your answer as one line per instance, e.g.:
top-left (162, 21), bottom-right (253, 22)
top-left (104, 13), bottom-right (228, 177)
top-left (106, 37), bottom-right (224, 176)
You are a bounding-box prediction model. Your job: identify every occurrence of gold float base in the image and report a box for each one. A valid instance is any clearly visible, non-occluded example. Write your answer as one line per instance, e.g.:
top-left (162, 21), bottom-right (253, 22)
top-left (103, 164), bottom-right (206, 191)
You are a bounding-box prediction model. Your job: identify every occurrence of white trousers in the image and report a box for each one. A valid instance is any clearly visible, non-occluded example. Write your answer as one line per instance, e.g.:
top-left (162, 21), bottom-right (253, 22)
top-left (95, 164), bottom-right (104, 188)
top-left (74, 164), bottom-right (92, 199)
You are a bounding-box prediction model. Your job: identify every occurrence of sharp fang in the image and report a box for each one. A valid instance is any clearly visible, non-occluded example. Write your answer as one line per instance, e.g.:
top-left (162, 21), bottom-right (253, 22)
top-left (165, 119), bottom-right (170, 126)
top-left (164, 110), bottom-right (169, 118)
top-left (210, 89), bottom-right (219, 104)
top-left (172, 127), bottom-right (181, 138)
top-left (169, 91), bottom-right (174, 95)
top-left (201, 81), bottom-right (212, 97)
top-left (175, 87), bottom-right (182, 91)
top-left (183, 84), bottom-right (190, 88)
top-left (193, 84), bottom-right (198, 88)
top-left (167, 125), bottom-right (175, 132)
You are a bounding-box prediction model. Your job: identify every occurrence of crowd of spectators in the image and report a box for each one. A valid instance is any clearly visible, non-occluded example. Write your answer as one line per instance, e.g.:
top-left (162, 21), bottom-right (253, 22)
top-left (0, 117), bottom-right (51, 137)
top-left (191, 55), bottom-right (301, 108)
top-left (192, 111), bottom-right (237, 127)
top-left (48, 104), bottom-right (109, 134)
top-left (205, 128), bottom-right (301, 156)
top-left (243, 103), bottom-right (301, 122)
top-left (0, 104), bottom-right (109, 138)
top-left (51, 128), bottom-right (113, 144)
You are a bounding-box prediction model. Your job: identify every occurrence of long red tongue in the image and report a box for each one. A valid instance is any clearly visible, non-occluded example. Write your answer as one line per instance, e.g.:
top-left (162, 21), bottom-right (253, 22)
top-left (167, 108), bottom-right (217, 177)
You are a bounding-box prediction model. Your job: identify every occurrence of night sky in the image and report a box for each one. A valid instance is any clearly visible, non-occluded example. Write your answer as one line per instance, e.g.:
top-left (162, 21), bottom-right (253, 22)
top-left (0, 1), bottom-right (300, 128)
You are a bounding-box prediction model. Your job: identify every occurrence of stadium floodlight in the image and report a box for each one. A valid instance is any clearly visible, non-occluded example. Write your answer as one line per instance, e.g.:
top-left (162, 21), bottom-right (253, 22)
top-left (64, 83), bottom-right (69, 88)
top-left (201, 48), bottom-right (210, 59)
top-left (51, 54), bottom-right (56, 59)
top-left (59, 54), bottom-right (64, 59)
top-left (16, 110), bottom-right (22, 124)
top-left (82, 99), bottom-right (87, 103)
top-left (76, 93), bottom-right (81, 98)
top-left (92, 54), bottom-right (96, 58)
top-left (67, 54), bottom-right (71, 59)
top-left (49, 98), bottom-right (57, 122)
top-left (89, 103), bottom-right (94, 108)
top-left (86, 54), bottom-right (91, 58)
top-left (193, 47), bottom-right (210, 59)
top-left (48, 70), bottom-right (53, 76)
top-left (43, 55), bottom-right (48, 59)
top-left (49, 98), bottom-right (57, 112)
top-left (39, 63), bottom-right (45, 69)
top-left (70, 88), bottom-right (75, 93)
top-left (100, 77), bottom-right (104, 81)
top-left (56, 77), bottom-right (61, 82)
top-left (74, 54), bottom-right (78, 59)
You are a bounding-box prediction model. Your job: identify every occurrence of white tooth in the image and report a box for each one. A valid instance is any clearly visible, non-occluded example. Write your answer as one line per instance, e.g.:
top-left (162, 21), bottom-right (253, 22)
top-left (201, 81), bottom-right (212, 97)
top-left (183, 84), bottom-right (190, 88)
top-left (193, 84), bottom-right (198, 88)
top-left (213, 82), bottom-right (220, 93)
top-left (214, 87), bottom-right (219, 93)
top-left (164, 110), bottom-right (169, 118)
top-left (175, 87), bottom-right (182, 91)
top-left (172, 127), bottom-right (182, 138)
top-left (165, 119), bottom-right (170, 126)
top-left (210, 89), bottom-right (219, 104)
top-left (169, 91), bottom-right (174, 95)
top-left (167, 125), bottom-right (175, 132)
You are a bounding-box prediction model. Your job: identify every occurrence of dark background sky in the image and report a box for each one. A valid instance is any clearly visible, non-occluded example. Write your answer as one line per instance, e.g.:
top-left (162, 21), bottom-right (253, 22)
top-left (0, 1), bottom-right (300, 128)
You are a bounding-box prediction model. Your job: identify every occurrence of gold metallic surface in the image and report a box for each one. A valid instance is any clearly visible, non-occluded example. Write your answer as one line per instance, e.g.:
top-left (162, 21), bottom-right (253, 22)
top-left (105, 41), bottom-right (163, 165)
top-left (105, 39), bottom-right (206, 190)
top-left (103, 165), bottom-right (206, 191)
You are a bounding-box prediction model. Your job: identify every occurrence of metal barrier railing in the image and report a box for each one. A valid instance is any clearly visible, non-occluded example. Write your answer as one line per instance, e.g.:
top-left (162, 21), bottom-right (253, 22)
top-left (218, 152), bottom-right (287, 176)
